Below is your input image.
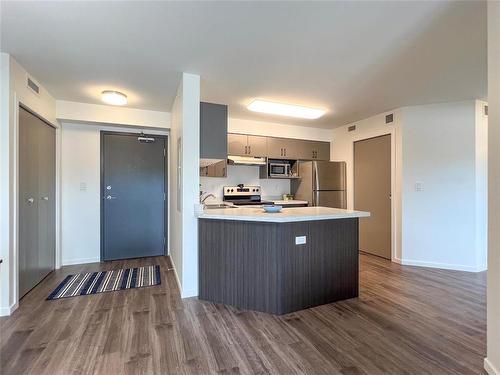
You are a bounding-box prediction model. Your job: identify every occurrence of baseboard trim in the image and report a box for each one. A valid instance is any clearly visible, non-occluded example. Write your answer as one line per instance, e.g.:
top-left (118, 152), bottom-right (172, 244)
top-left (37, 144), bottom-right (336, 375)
top-left (62, 257), bottom-right (100, 266)
top-left (399, 258), bottom-right (484, 272)
top-left (0, 302), bottom-right (18, 317)
top-left (485, 358), bottom-right (500, 375)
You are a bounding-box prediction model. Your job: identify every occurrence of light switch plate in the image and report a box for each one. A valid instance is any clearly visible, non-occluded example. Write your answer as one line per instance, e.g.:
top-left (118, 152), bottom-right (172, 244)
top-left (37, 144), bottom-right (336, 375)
top-left (415, 182), bottom-right (424, 192)
top-left (295, 236), bottom-right (306, 245)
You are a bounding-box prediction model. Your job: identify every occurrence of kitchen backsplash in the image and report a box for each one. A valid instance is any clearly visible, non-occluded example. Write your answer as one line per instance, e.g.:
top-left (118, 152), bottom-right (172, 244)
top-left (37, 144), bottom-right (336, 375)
top-left (200, 165), bottom-right (290, 201)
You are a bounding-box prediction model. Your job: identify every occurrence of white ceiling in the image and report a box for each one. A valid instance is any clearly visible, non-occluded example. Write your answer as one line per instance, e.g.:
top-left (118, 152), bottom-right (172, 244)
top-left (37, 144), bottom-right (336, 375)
top-left (0, 1), bottom-right (486, 128)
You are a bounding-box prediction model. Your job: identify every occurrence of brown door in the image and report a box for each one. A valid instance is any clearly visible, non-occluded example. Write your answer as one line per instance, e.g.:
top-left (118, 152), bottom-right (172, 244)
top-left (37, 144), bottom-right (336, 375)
top-left (354, 134), bottom-right (391, 259)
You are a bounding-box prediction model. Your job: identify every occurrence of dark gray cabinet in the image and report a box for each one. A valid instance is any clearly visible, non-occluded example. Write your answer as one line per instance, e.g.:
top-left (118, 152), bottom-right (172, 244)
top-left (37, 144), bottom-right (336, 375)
top-left (200, 102), bottom-right (227, 159)
top-left (228, 134), bottom-right (267, 157)
top-left (19, 107), bottom-right (55, 298)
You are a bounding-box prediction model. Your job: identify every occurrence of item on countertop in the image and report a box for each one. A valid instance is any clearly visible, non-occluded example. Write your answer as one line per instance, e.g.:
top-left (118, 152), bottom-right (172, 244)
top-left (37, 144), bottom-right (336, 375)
top-left (263, 205), bottom-right (283, 213)
top-left (282, 194), bottom-right (294, 201)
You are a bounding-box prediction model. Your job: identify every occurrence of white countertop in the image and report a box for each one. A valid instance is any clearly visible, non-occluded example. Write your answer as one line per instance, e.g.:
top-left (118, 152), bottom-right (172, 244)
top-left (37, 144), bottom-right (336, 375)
top-left (197, 206), bottom-right (370, 223)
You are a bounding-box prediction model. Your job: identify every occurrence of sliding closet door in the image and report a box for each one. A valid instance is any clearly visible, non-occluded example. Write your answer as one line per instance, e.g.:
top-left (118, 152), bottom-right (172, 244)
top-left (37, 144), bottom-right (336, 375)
top-left (19, 107), bottom-right (56, 298)
top-left (37, 118), bottom-right (56, 280)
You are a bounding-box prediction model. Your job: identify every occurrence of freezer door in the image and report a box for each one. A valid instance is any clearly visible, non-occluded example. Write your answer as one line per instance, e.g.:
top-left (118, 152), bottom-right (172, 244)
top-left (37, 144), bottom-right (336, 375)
top-left (313, 190), bottom-right (347, 209)
top-left (313, 161), bottom-right (346, 191)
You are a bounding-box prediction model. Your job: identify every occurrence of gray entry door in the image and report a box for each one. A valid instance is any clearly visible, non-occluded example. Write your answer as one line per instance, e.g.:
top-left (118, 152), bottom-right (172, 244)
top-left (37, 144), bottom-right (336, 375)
top-left (354, 134), bottom-right (392, 259)
top-left (101, 132), bottom-right (167, 261)
top-left (19, 107), bottom-right (56, 298)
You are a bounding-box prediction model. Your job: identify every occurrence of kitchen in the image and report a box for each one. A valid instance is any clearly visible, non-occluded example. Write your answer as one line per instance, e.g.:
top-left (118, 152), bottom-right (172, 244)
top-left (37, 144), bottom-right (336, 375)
top-left (197, 101), bottom-right (370, 314)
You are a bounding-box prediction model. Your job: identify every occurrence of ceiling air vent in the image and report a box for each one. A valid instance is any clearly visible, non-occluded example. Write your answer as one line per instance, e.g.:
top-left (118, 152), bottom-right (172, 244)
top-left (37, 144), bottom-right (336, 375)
top-left (348, 125), bottom-right (356, 132)
top-left (27, 76), bottom-right (40, 94)
top-left (385, 113), bottom-right (394, 124)
top-left (485, 105), bottom-right (488, 116)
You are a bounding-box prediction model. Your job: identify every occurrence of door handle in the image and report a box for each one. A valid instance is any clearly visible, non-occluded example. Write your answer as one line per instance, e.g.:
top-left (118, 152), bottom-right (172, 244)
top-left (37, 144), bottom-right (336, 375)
top-left (26, 197), bottom-right (34, 205)
top-left (106, 195), bottom-right (117, 200)
top-left (41, 196), bottom-right (49, 201)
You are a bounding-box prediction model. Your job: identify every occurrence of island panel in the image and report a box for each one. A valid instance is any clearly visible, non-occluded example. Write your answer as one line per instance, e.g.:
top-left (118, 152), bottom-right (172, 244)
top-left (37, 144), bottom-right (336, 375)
top-left (199, 218), bottom-right (359, 314)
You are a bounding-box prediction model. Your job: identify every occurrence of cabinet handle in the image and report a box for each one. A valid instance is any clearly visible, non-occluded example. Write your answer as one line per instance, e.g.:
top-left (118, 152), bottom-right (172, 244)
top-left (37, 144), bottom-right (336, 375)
top-left (284, 148), bottom-right (287, 157)
top-left (280, 148), bottom-right (283, 156)
top-left (41, 196), bottom-right (49, 201)
top-left (244, 145), bottom-right (248, 154)
top-left (248, 145), bottom-right (251, 154)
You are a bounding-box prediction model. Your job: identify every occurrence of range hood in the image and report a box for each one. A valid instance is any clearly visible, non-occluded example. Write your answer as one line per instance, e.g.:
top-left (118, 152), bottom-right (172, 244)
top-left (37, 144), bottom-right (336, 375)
top-left (227, 155), bottom-right (267, 166)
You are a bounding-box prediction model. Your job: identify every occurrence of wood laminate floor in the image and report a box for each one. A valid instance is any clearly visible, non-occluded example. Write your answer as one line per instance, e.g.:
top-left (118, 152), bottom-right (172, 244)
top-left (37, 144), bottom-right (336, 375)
top-left (0, 254), bottom-right (486, 375)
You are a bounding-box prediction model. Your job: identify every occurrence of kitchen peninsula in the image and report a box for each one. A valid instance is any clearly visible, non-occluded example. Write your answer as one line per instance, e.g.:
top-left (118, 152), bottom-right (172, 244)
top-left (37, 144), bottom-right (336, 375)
top-left (198, 206), bottom-right (370, 314)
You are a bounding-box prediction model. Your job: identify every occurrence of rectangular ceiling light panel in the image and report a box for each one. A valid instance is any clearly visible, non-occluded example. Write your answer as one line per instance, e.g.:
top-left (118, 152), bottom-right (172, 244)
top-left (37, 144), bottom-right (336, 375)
top-left (247, 100), bottom-right (326, 119)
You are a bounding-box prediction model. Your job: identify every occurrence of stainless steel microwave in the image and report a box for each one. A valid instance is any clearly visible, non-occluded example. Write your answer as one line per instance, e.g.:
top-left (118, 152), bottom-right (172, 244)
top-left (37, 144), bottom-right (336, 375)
top-left (269, 162), bottom-right (291, 177)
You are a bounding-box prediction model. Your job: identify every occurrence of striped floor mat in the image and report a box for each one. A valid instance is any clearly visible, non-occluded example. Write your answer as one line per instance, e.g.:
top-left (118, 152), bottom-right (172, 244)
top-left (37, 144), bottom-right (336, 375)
top-left (47, 265), bottom-right (161, 300)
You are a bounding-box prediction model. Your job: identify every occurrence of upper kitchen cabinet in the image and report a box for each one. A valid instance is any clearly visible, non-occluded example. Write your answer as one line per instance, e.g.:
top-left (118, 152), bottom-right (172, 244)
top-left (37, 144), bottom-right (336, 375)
top-left (299, 140), bottom-right (330, 160)
top-left (200, 102), bottom-right (227, 159)
top-left (267, 137), bottom-right (301, 159)
top-left (228, 134), bottom-right (267, 157)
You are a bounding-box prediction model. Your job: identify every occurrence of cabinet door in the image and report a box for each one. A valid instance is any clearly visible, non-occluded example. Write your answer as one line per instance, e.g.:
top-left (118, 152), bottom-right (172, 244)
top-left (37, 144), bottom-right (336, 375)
top-left (267, 137), bottom-right (288, 158)
top-left (282, 138), bottom-right (301, 159)
top-left (228, 134), bottom-right (248, 156)
top-left (200, 102), bottom-right (228, 159)
top-left (296, 140), bottom-right (314, 160)
top-left (315, 141), bottom-right (330, 160)
top-left (247, 135), bottom-right (267, 156)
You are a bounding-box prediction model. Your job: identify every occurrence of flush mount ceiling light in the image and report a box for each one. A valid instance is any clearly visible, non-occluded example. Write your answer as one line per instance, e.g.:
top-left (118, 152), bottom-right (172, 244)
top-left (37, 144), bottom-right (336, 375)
top-left (247, 99), bottom-right (326, 119)
top-left (101, 90), bottom-right (127, 106)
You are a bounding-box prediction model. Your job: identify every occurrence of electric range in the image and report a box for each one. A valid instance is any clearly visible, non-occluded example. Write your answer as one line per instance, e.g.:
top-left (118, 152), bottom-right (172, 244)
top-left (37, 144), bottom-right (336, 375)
top-left (223, 185), bottom-right (273, 206)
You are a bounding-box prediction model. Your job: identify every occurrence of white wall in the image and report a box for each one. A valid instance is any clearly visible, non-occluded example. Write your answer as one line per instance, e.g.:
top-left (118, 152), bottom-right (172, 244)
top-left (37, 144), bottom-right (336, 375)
top-left (331, 101), bottom-right (487, 272)
top-left (228, 117), bottom-right (332, 141)
top-left (0, 54), bottom-right (58, 316)
top-left (60, 122), bottom-right (169, 266)
top-left (57, 100), bottom-right (171, 129)
top-left (331, 109), bottom-right (403, 261)
top-left (486, 2), bottom-right (500, 374)
top-left (169, 73), bottom-right (200, 298)
top-left (200, 117), bottom-right (333, 200)
top-left (401, 101), bottom-right (486, 272)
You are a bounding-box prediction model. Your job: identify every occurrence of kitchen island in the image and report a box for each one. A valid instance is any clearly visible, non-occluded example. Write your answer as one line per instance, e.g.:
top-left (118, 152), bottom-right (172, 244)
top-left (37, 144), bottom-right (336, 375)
top-left (198, 207), bottom-right (369, 314)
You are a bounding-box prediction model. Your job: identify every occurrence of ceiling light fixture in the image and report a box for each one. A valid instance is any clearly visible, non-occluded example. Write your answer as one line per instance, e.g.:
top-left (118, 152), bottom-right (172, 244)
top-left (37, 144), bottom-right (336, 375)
top-left (247, 99), bottom-right (326, 119)
top-left (101, 90), bottom-right (127, 106)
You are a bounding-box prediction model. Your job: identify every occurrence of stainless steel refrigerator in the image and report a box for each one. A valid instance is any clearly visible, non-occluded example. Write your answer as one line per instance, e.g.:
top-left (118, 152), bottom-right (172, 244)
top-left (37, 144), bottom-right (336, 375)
top-left (291, 161), bottom-right (347, 208)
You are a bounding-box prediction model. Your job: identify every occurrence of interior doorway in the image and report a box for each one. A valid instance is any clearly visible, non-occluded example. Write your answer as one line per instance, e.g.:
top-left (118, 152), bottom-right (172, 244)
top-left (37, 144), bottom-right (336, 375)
top-left (354, 134), bottom-right (392, 259)
top-left (18, 106), bottom-right (56, 298)
top-left (101, 132), bottom-right (168, 261)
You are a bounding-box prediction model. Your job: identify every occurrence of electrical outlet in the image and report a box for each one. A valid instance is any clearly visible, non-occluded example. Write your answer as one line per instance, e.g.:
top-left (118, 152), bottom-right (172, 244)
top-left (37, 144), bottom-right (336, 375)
top-left (295, 236), bottom-right (306, 245)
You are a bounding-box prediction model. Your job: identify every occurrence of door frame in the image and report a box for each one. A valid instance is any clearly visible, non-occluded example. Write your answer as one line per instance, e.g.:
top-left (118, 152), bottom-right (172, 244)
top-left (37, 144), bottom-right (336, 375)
top-left (353, 134), bottom-right (392, 260)
top-left (349, 126), bottom-right (400, 263)
top-left (99, 131), bottom-right (169, 261)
